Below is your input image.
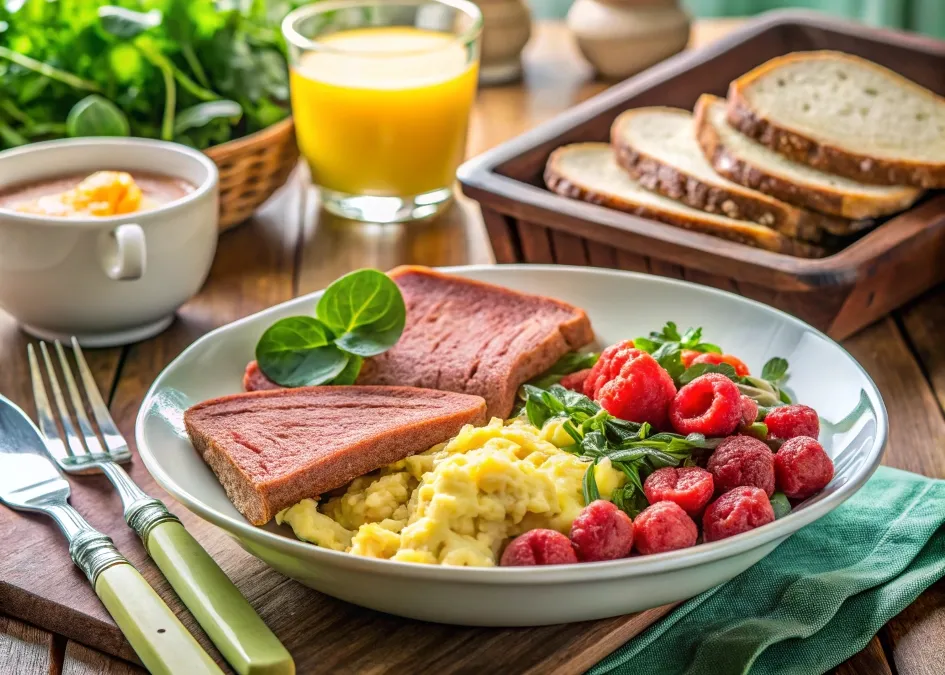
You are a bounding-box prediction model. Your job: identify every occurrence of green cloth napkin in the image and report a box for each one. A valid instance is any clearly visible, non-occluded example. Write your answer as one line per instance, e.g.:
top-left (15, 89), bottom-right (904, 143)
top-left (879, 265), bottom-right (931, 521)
top-left (590, 466), bottom-right (945, 675)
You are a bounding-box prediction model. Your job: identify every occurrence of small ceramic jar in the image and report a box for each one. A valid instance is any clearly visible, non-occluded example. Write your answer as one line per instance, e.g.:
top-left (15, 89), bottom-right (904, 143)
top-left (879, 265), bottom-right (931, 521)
top-left (474, 0), bottom-right (533, 84)
top-left (567, 0), bottom-right (691, 80)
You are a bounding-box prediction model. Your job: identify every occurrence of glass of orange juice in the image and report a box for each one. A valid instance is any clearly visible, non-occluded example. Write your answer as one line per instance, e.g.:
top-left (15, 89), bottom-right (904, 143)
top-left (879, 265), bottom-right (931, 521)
top-left (282, 0), bottom-right (482, 223)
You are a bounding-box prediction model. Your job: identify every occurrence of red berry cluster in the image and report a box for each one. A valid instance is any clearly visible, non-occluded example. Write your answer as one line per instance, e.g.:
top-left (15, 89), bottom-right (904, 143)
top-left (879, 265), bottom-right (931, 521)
top-left (500, 342), bottom-right (836, 566)
top-left (500, 500), bottom-right (634, 566)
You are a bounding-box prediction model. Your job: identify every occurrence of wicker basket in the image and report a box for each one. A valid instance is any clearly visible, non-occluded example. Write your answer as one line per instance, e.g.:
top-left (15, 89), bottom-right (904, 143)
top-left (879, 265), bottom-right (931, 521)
top-left (204, 116), bottom-right (299, 232)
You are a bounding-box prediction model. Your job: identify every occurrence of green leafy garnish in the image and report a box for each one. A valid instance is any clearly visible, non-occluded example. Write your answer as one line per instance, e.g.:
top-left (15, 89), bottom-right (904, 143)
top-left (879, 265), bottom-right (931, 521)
top-left (761, 357), bottom-right (789, 384)
top-left (739, 422), bottom-right (769, 440)
top-left (526, 351), bottom-right (600, 390)
top-left (255, 270), bottom-right (406, 387)
top-left (316, 269), bottom-right (407, 357)
top-left (677, 362), bottom-right (738, 385)
top-left (770, 492), bottom-right (792, 519)
top-left (582, 461), bottom-right (600, 504)
top-left (523, 384), bottom-right (721, 518)
top-left (254, 317), bottom-right (350, 387)
top-left (633, 322), bottom-right (722, 382)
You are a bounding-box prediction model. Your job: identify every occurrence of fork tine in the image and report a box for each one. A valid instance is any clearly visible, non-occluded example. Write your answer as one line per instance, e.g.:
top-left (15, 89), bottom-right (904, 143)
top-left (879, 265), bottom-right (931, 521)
top-left (38, 342), bottom-right (89, 459)
top-left (28, 344), bottom-right (71, 463)
top-left (54, 341), bottom-right (107, 456)
top-left (71, 337), bottom-right (127, 455)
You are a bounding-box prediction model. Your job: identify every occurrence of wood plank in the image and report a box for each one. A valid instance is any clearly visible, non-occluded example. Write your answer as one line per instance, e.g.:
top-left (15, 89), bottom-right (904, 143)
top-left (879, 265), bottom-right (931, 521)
top-left (0, 616), bottom-right (58, 675)
top-left (516, 220), bottom-right (556, 264)
top-left (899, 286), bottom-right (945, 416)
top-left (62, 642), bottom-right (143, 675)
top-left (844, 317), bottom-right (945, 477)
top-left (881, 580), bottom-right (945, 675)
top-left (549, 230), bottom-right (589, 266)
top-left (884, 292), bottom-right (945, 675)
top-left (833, 636), bottom-right (894, 675)
top-left (843, 316), bottom-right (945, 675)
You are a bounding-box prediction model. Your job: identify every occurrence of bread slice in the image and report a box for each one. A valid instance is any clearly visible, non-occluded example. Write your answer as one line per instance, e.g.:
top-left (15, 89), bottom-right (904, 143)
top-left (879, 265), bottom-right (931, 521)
top-left (727, 51), bottom-right (945, 187)
top-left (185, 386), bottom-right (488, 525)
top-left (695, 94), bottom-right (922, 222)
top-left (545, 143), bottom-right (823, 257)
top-left (610, 106), bottom-right (863, 241)
top-left (356, 265), bottom-right (594, 418)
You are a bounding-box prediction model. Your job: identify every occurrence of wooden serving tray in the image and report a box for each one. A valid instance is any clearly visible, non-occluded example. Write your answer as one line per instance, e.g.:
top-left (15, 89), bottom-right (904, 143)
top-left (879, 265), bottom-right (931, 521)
top-left (458, 10), bottom-right (945, 340)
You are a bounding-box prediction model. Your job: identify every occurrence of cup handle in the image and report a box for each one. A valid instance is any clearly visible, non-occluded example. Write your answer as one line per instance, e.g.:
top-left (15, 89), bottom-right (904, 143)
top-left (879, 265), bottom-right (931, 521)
top-left (104, 223), bottom-right (146, 281)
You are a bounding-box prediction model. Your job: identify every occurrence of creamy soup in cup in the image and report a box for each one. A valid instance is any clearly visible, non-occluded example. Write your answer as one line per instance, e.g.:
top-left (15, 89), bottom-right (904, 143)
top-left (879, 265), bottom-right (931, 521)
top-left (0, 138), bottom-right (219, 347)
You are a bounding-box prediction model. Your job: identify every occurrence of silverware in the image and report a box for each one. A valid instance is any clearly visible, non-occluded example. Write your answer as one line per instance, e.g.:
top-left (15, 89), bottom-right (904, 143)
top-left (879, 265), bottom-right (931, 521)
top-left (0, 394), bottom-right (222, 675)
top-left (29, 338), bottom-right (294, 675)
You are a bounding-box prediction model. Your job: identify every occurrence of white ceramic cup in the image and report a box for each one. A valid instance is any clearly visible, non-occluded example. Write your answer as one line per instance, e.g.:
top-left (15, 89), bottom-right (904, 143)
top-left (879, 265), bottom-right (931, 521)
top-left (0, 138), bottom-right (219, 347)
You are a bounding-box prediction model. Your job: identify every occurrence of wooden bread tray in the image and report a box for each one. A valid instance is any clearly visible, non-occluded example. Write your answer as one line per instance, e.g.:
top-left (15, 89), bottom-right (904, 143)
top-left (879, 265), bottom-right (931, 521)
top-left (458, 10), bottom-right (945, 340)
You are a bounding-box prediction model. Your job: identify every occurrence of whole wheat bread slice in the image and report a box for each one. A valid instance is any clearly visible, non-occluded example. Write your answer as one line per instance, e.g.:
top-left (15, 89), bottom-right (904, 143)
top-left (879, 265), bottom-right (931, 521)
top-left (545, 143), bottom-right (823, 257)
top-left (695, 94), bottom-right (922, 222)
top-left (727, 51), bottom-right (945, 187)
top-left (610, 106), bottom-right (862, 241)
top-left (185, 386), bottom-right (487, 525)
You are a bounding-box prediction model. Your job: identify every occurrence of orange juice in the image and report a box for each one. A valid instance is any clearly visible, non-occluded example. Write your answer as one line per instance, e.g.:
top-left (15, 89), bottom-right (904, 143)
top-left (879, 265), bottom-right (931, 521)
top-left (290, 27), bottom-right (479, 197)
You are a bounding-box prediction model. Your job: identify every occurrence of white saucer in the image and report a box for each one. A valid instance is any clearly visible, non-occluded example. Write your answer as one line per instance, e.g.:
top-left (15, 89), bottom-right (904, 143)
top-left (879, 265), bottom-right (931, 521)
top-left (21, 315), bottom-right (174, 348)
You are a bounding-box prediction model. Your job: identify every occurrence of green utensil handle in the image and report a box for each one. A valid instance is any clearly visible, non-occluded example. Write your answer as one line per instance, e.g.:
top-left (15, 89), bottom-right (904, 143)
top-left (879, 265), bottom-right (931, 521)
top-left (95, 562), bottom-right (223, 675)
top-left (146, 520), bottom-right (295, 675)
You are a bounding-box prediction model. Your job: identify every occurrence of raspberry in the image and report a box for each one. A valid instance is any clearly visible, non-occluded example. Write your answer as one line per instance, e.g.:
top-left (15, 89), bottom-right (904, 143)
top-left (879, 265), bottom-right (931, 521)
top-left (690, 352), bottom-right (751, 377)
top-left (669, 373), bottom-right (741, 436)
top-left (633, 501), bottom-right (698, 555)
top-left (681, 349), bottom-right (700, 368)
top-left (586, 344), bottom-right (676, 428)
top-left (643, 467), bottom-right (714, 516)
top-left (765, 405), bottom-right (820, 440)
top-left (500, 529), bottom-right (578, 566)
top-left (569, 500), bottom-right (634, 562)
top-left (560, 368), bottom-right (593, 393)
top-left (708, 436), bottom-right (776, 496)
top-left (774, 436), bottom-right (834, 499)
top-left (584, 340), bottom-right (636, 399)
top-left (740, 395), bottom-right (759, 426)
top-left (703, 486), bottom-right (775, 542)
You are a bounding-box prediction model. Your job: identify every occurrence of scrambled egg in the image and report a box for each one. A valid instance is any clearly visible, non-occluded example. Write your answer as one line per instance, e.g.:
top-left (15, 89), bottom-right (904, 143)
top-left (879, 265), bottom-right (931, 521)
top-left (276, 418), bottom-right (625, 566)
top-left (15, 171), bottom-right (145, 217)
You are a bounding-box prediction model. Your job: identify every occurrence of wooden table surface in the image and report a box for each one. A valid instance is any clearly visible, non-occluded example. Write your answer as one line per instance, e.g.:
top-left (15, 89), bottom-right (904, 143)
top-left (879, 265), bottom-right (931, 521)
top-left (2, 18), bottom-right (943, 675)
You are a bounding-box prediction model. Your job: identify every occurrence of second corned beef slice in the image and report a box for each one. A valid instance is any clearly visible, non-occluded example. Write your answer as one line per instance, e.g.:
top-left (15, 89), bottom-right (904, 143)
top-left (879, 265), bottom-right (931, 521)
top-left (242, 266), bottom-right (595, 416)
top-left (184, 386), bottom-right (487, 525)
top-left (356, 266), bottom-right (594, 417)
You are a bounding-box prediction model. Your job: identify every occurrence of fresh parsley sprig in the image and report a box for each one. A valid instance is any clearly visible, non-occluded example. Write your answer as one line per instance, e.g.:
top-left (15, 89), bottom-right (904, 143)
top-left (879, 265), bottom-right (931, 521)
top-left (255, 269), bottom-right (406, 387)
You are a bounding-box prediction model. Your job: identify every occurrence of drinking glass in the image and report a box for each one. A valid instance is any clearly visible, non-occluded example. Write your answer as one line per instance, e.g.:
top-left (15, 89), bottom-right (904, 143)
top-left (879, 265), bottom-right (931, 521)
top-left (283, 0), bottom-right (482, 222)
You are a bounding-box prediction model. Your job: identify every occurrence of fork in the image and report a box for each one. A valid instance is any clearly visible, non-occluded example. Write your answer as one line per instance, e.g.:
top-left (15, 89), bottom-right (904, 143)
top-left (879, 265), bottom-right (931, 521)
top-left (29, 338), bottom-right (294, 675)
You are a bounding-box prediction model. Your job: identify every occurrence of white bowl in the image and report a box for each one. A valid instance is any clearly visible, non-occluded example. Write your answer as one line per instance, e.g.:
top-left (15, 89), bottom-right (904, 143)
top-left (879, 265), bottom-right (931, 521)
top-left (0, 138), bottom-right (218, 347)
top-left (136, 265), bottom-right (887, 626)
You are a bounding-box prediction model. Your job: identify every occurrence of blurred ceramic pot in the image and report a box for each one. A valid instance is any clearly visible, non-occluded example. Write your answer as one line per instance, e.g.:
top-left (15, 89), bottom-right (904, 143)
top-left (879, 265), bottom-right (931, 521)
top-left (567, 0), bottom-right (690, 80)
top-left (474, 0), bottom-right (532, 84)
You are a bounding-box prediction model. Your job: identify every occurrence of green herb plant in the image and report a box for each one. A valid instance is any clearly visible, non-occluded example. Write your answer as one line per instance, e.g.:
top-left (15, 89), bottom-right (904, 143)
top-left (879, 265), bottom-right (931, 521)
top-left (255, 269), bottom-right (406, 387)
top-left (0, 0), bottom-right (307, 151)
